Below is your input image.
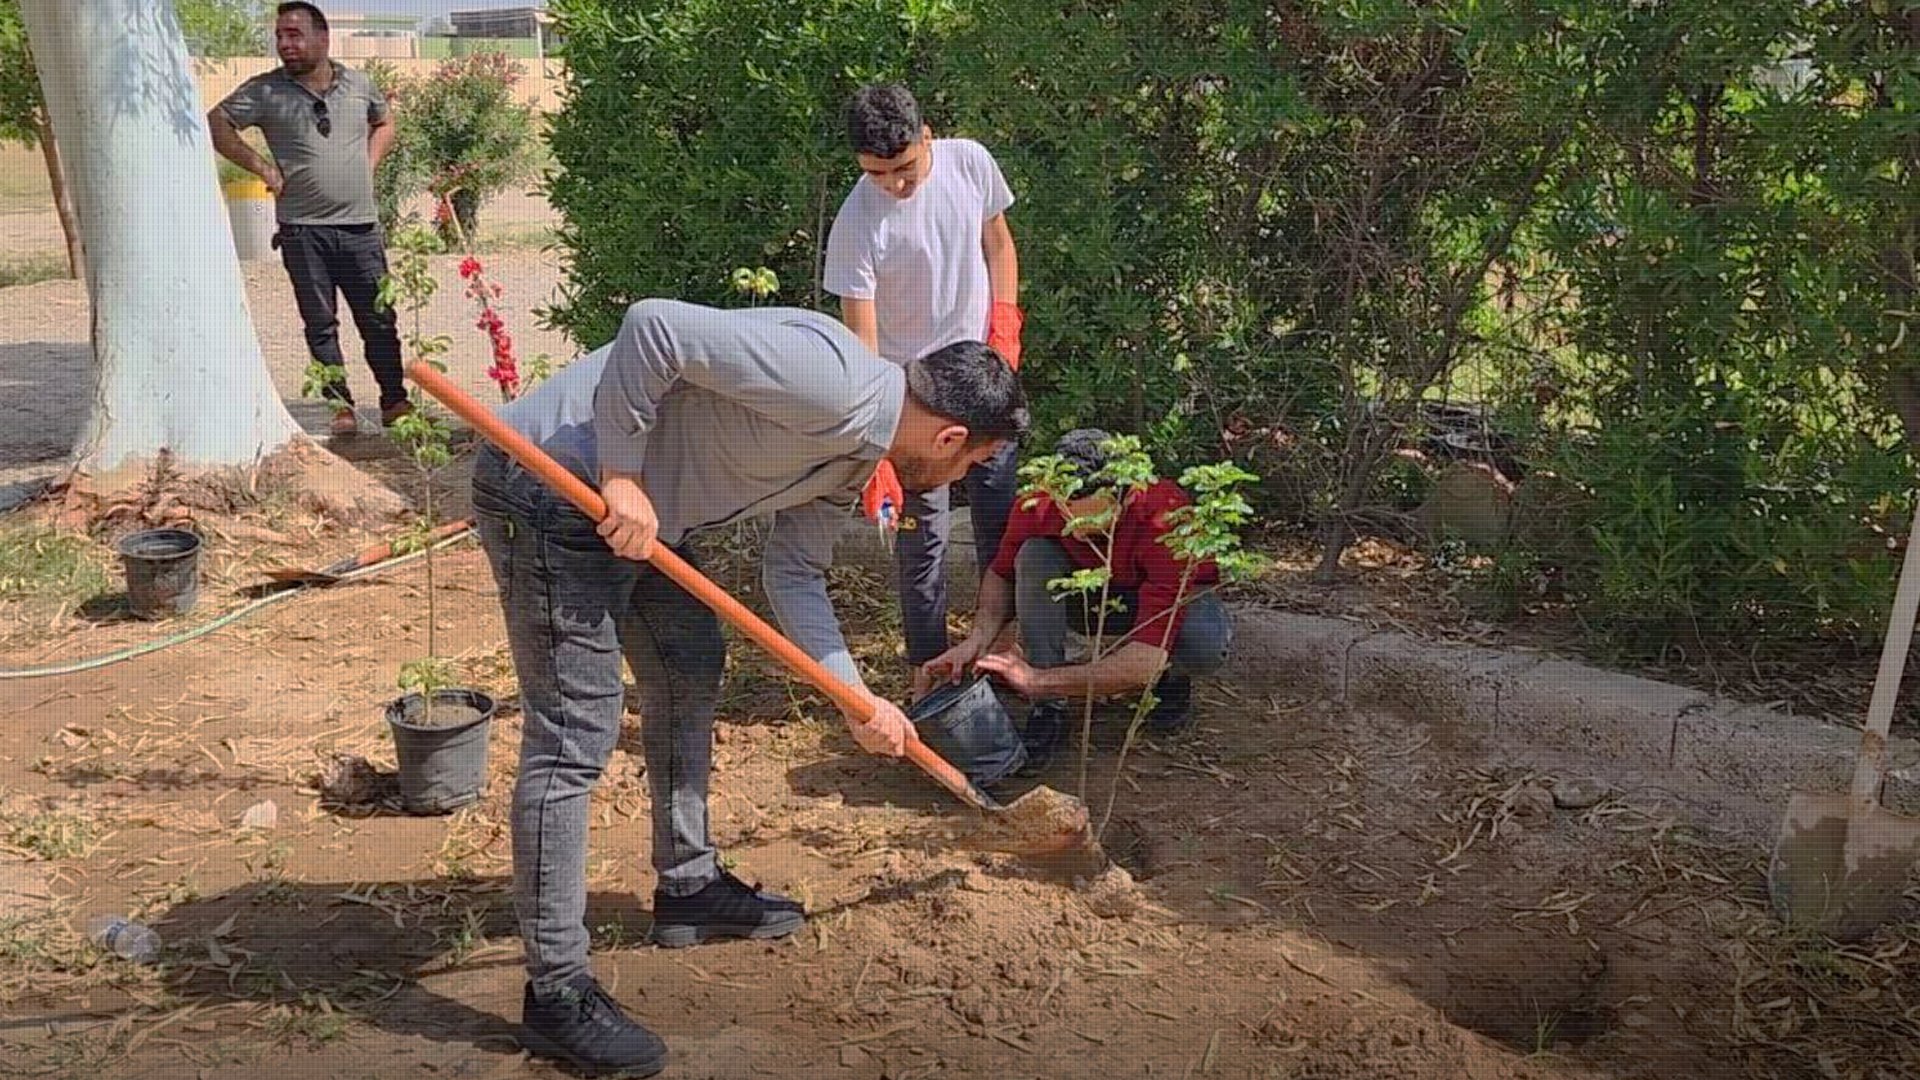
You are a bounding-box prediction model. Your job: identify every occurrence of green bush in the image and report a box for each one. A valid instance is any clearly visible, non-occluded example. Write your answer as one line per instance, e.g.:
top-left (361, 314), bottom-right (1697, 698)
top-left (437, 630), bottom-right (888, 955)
top-left (361, 58), bottom-right (426, 233)
top-left (366, 53), bottom-right (541, 239)
top-left (1499, 0), bottom-right (1920, 651)
top-left (544, 0), bottom-right (918, 351)
top-left (541, 0), bottom-right (1460, 471)
top-left (545, 0), bottom-right (1920, 656)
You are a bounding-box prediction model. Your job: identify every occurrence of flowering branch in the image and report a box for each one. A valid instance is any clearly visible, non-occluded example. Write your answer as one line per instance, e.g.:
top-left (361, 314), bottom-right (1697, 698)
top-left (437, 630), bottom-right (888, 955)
top-left (440, 191), bottom-right (552, 402)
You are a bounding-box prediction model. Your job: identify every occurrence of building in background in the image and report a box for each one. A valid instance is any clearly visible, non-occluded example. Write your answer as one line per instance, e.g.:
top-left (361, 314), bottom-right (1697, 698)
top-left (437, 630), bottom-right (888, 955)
top-left (323, 12), bottom-right (422, 59)
top-left (420, 5), bottom-right (557, 60)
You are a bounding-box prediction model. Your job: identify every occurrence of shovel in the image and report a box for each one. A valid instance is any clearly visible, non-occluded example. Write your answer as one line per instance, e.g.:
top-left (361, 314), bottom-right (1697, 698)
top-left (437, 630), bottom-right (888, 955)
top-left (406, 362), bottom-right (1098, 864)
top-left (263, 520), bottom-right (474, 587)
top-left (1769, 494), bottom-right (1920, 941)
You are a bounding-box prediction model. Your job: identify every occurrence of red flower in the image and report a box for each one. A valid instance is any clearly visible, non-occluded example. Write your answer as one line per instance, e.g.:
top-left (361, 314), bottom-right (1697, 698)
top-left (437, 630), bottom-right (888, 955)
top-left (459, 256), bottom-right (483, 279)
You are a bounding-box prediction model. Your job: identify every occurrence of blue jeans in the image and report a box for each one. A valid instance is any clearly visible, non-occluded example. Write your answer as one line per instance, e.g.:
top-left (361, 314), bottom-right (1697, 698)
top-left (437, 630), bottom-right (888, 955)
top-left (471, 445), bottom-right (724, 994)
top-left (1013, 538), bottom-right (1232, 703)
top-left (897, 440), bottom-right (1020, 665)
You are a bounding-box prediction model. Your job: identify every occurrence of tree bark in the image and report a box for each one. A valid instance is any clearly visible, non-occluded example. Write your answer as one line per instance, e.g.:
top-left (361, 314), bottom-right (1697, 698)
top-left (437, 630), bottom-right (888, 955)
top-left (32, 112), bottom-right (83, 281)
top-left (18, 0), bottom-right (303, 488)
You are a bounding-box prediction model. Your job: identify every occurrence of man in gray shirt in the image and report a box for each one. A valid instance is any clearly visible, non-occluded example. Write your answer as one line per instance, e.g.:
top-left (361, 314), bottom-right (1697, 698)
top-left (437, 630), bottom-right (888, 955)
top-left (473, 298), bottom-right (1026, 1077)
top-left (209, 2), bottom-right (405, 436)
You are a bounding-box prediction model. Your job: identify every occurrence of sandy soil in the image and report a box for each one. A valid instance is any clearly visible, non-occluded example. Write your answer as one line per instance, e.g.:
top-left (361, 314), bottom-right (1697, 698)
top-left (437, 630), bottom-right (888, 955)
top-left (0, 509), bottom-right (1910, 1080)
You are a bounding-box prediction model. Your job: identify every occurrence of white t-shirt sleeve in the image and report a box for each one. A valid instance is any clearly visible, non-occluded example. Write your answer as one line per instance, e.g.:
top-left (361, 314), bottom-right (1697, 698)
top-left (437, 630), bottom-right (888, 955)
top-left (823, 189), bottom-right (878, 301)
top-left (970, 141), bottom-right (1015, 220)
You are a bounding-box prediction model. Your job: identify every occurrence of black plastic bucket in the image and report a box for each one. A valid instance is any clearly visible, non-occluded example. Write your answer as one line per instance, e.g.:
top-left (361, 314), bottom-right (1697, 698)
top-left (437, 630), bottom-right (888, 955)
top-left (386, 688), bottom-right (497, 815)
top-left (909, 676), bottom-right (1027, 788)
top-left (114, 528), bottom-right (202, 619)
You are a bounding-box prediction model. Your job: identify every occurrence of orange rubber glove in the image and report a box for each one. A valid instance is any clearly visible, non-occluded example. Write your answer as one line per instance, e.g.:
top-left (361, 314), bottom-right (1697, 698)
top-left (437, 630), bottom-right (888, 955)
top-left (862, 459), bottom-right (905, 531)
top-left (987, 301), bottom-right (1024, 371)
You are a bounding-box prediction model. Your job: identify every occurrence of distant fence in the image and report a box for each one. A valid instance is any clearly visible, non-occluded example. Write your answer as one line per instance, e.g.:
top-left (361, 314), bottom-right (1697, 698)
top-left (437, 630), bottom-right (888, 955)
top-left (194, 57), bottom-right (567, 115)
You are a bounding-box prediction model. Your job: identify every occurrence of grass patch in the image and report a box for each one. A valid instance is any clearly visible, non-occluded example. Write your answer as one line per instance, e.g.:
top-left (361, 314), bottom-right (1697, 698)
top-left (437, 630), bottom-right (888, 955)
top-left (0, 912), bottom-right (99, 982)
top-left (4, 808), bottom-right (96, 861)
top-left (264, 992), bottom-right (353, 1046)
top-left (0, 252), bottom-right (69, 288)
top-left (0, 913), bottom-right (65, 965)
top-left (0, 523), bottom-right (113, 634)
top-left (475, 223), bottom-right (558, 253)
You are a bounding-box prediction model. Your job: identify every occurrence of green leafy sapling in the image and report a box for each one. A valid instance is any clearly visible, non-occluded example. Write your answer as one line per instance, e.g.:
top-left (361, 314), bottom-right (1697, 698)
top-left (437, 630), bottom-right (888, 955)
top-left (1015, 435), bottom-right (1155, 801)
top-left (730, 266), bottom-right (780, 306)
top-left (300, 359), bottom-right (347, 405)
top-left (1097, 460), bottom-right (1265, 838)
top-left (380, 223), bottom-right (461, 724)
top-left (1014, 438), bottom-right (1266, 836)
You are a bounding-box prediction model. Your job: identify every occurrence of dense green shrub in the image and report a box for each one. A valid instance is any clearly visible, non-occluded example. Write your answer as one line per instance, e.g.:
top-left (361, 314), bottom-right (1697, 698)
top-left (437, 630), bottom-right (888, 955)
top-left (544, 0), bottom-right (919, 350)
top-left (544, 0), bottom-right (1919, 653)
top-left (1505, 0), bottom-right (1920, 649)
top-left (365, 53), bottom-right (542, 239)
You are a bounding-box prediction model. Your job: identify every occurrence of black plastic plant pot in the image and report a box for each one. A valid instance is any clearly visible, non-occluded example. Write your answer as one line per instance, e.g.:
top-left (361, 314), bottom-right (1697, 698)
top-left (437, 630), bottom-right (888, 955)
top-left (908, 675), bottom-right (1027, 788)
top-left (115, 528), bottom-right (203, 619)
top-left (386, 688), bottom-right (497, 815)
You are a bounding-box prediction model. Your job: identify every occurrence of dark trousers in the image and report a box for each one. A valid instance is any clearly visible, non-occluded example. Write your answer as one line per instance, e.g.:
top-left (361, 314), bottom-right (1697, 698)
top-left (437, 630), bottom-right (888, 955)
top-left (278, 223), bottom-right (406, 410)
top-left (1013, 538), bottom-right (1233, 694)
top-left (896, 440), bottom-right (1021, 665)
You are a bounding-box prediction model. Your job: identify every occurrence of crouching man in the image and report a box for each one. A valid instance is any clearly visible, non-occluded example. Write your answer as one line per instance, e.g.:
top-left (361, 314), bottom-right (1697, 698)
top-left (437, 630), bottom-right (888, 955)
top-left (474, 298), bottom-right (1027, 1077)
top-left (913, 429), bottom-right (1233, 774)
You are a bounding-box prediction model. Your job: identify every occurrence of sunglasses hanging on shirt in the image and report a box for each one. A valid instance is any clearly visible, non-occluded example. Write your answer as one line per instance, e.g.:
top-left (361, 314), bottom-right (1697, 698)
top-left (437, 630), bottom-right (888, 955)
top-left (312, 98), bottom-right (331, 138)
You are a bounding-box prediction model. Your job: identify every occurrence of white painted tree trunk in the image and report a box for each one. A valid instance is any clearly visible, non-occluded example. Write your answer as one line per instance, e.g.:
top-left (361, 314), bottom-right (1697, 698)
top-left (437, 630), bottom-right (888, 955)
top-left (19, 0), bottom-right (302, 484)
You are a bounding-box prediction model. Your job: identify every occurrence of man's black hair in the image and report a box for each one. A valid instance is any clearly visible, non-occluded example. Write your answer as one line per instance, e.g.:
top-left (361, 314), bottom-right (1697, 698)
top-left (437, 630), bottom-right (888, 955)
top-left (1054, 428), bottom-right (1114, 480)
top-left (845, 84), bottom-right (922, 159)
top-left (276, 2), bottom-right (328, 33)
top-left (904, 341), bottom-right (1028, 445)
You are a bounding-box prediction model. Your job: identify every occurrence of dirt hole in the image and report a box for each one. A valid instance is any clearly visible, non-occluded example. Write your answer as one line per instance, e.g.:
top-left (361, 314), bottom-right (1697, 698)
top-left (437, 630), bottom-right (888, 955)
top-left (1100, 817), bottom-right (1155, 879)
top-left (1433, 934), bottom-right (1614, 1052)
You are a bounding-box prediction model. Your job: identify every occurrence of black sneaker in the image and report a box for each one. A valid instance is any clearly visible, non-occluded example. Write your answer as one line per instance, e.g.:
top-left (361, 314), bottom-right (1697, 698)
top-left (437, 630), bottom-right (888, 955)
top-left (1145, 675), bottom-right (1194, 733)
top-left (519, 976), bottom-right (668, 1078)
top-left (649, 869), bottom-right (806, 948)
top-left (1016, 702), bottom-right (1070, 776)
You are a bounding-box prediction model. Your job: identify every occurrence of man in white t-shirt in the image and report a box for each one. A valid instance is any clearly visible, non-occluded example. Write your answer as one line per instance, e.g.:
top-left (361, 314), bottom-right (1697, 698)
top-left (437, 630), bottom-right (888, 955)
top-left (824, 84), bottom-right (1026, 669)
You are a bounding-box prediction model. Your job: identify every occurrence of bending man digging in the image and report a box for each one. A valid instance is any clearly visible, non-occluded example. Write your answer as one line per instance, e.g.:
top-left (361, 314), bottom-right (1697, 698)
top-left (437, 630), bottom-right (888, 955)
top-left (474, 299), bottom-right (1027, 1077)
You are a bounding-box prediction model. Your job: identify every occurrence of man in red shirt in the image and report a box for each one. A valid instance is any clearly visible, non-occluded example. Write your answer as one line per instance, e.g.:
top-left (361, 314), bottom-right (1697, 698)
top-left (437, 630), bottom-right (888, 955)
top-left (915, 430), bottom-right (1234, 773)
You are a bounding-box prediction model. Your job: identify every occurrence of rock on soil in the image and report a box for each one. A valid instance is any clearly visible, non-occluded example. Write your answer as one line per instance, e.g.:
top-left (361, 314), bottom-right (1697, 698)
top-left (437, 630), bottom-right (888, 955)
top-left (1077, 864), bottom-right (1140, 918)
top-left (1550, 776), bottom-right (1610, 810)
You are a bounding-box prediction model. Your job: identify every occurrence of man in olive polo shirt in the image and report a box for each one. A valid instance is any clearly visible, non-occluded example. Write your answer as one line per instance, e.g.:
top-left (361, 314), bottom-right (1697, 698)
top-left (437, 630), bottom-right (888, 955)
top-left (209, 1), bottom-right (407, 436)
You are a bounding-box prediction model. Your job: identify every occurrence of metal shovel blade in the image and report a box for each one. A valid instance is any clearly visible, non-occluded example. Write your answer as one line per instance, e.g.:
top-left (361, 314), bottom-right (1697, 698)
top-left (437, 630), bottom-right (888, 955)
top-left (962, 784), bottom-right (1106, 876)
top-left (1768, 791), bottom-right (1920, 942)
top-left (263, 558), bottom-right (356, 587)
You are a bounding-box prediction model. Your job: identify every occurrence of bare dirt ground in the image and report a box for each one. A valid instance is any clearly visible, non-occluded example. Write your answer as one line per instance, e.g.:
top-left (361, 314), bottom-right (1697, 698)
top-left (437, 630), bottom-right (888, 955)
top-left (1, 206), bottom-right (1916, 1080)
top-left (1, 526), bottom-right (1914, 1080)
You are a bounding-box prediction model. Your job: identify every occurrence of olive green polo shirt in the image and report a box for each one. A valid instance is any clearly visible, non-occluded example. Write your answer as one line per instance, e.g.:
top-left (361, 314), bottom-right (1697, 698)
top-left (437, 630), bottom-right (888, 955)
top-left (216, 61), bottom-right (389, 226)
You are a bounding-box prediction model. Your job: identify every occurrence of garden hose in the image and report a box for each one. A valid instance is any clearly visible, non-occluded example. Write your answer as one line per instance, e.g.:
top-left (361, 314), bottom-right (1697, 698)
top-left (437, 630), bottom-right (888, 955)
top-left (0, 529), bottom-right (475, 681)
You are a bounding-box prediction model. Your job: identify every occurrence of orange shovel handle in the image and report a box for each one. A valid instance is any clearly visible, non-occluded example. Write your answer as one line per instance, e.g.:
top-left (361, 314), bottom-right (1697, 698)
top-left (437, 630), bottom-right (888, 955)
top-left (406, 363), bottom-right (994, 812)
top-left (344, 519), bottom-right (473, 571)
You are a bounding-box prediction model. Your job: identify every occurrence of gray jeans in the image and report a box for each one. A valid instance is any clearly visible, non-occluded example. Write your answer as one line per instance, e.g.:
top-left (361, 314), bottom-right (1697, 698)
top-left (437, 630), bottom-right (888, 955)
top-left (897, 440), bottom-right (1020, 665)
top-left (471, 445), bottom-right (724, 994)
top-left (1014, 538), bottom-right (1232, 701)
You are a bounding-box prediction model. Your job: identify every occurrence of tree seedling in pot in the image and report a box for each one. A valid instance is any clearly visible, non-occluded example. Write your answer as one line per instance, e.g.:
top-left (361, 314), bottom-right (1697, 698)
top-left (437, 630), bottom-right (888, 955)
top-left (380, 223), bottom-right (462, 727)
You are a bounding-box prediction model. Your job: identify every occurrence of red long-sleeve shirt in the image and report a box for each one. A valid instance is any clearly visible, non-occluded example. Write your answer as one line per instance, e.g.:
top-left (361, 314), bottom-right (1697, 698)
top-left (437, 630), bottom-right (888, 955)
top-left (988, 480), bottom-right (1219, 649)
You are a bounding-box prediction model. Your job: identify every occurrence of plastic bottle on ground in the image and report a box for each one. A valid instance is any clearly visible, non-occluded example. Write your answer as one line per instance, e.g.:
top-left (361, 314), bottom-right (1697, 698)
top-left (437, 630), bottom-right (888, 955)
top-left (86, 915), bottom-right (160, 963)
